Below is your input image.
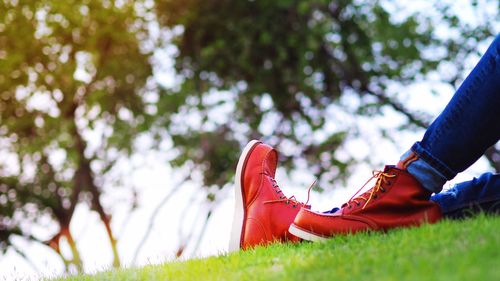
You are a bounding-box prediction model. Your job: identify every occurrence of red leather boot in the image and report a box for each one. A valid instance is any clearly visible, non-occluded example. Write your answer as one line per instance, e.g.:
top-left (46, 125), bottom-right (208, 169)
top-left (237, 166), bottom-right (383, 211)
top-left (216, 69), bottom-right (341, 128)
top-left (229, 140), bottom-right (308, 251)
top-left (289, 166), bottom-right (442, 241)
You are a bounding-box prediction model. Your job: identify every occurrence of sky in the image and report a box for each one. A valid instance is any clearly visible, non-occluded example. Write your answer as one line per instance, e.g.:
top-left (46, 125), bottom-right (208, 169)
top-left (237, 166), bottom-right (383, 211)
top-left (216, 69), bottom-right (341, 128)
top-left (0, 0), bottom-right (498, 279)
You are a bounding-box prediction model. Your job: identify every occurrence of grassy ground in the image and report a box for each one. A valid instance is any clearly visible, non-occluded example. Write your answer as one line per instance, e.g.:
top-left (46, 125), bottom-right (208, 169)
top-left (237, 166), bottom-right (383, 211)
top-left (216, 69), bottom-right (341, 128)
top-left (60, 215), bottom-right (500, 281)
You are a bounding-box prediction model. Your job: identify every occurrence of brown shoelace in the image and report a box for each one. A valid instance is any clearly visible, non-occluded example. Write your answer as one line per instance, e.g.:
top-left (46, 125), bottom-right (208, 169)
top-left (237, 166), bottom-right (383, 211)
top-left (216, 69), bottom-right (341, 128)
top-left (343, 170), bottom-right (396, 211)
top-left (263, 174), bottom-right (316, 208)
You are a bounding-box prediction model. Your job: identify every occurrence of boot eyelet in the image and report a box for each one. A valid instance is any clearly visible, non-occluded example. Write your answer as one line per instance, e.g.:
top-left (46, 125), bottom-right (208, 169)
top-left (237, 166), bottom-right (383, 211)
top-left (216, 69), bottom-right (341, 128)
top-left (373, 194), bottom-right (378, 199)
top-left (380, 188), bottom-right (386, 193)
top-left (387, 181), bottom-right (392, 186)
top-left (292, 205), bottom-right (297, 208)
top-left (348, 205), bottom-right (352, 209)
top-left (356, 202), bottom-right (361, 206)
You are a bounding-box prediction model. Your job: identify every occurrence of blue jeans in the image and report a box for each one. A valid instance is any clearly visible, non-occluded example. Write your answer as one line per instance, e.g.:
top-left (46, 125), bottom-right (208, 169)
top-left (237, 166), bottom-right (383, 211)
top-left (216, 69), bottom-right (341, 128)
top-left (400, 33), bottom-right (500, 193)
top-left (430, 173), bottom-right (500, 218)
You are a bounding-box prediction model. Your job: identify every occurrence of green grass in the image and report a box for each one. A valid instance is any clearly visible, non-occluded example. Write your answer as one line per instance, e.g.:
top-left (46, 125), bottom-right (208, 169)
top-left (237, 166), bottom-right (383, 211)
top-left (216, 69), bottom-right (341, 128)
top-left (60, 215), bottom-right (500, 281)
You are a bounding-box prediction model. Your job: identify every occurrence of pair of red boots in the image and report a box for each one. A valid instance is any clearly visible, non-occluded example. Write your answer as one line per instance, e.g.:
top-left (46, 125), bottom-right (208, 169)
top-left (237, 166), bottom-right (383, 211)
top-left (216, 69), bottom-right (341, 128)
top-left (229, 140), bottom-right (442, 251)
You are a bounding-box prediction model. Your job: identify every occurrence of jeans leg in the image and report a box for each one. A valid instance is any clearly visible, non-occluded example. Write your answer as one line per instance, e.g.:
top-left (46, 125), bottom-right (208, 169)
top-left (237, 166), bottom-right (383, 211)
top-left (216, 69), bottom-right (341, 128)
top-left (400, 33), bottom-right (500, 193)
top-left (430, 173), bottom-right (500, 219)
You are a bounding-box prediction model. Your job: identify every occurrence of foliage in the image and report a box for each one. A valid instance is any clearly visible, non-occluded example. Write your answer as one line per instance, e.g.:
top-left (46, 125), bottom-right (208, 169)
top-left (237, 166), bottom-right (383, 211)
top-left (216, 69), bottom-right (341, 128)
top-left (0, 0), bottom-right (153, 271)
top-left (154, 0), bottom-right (499, 195)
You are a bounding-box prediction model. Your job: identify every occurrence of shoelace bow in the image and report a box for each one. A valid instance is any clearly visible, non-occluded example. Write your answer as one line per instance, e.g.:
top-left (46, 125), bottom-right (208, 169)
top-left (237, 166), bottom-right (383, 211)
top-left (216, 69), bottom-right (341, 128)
top-left (343, 170), bottom-right (396, 210)
top-left (263, 173), bottom-right (316, 208)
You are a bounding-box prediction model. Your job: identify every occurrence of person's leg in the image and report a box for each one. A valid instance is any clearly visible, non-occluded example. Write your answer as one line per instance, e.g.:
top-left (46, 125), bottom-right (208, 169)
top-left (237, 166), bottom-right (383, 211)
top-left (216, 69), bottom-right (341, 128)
top-left (431, 173), bottom-right (500, 219)
top-left (290, 34), bottom-right (500, 241)
top-left (400, 34), bottom-right (500, 193)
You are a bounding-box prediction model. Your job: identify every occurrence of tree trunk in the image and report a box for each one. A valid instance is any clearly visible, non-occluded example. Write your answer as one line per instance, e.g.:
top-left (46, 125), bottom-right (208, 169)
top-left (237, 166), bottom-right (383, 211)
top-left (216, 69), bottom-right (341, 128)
top-left (61, 226), bottom-right (83, 272)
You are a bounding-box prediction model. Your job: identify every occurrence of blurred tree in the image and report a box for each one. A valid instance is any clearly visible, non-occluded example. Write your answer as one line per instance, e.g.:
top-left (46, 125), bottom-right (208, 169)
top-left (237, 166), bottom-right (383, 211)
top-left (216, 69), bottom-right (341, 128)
top-left (0, 0), bottom-right (152, 272)
top-left (1, 0), bottom-right (499, 274)
top-left (154, 0), bottom-right (499, 195)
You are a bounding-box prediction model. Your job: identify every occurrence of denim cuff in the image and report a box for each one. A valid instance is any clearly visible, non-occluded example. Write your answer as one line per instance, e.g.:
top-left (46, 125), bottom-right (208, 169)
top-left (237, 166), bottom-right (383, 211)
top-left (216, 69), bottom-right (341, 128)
top-left (399, 142), bottom-right (456, 193)
top-left (411, 142), bottom-right (456, 179)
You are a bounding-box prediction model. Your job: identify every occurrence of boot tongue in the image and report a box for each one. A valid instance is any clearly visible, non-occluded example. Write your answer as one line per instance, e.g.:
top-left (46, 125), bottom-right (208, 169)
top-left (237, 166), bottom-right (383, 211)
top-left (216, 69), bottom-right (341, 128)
top-left (384, 165), bottom-right (397, 172)
top-left (395, 161), bottom-right (406, 170)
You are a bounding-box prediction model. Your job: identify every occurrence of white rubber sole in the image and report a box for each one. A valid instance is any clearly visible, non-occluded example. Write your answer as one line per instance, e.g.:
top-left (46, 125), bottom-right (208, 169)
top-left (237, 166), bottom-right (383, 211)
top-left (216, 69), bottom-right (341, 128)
top-left (288, 224), bottom-right (328, 242)
top-left (228, 140), bottom-right (261, 252)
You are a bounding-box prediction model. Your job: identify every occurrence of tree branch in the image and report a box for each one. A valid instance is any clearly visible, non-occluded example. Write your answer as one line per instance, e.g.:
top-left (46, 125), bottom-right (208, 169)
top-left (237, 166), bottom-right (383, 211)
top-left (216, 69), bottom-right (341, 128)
top-left (363, 86), bottom-right (431, 128)
top-left (131, 174), bottom-right (190, 264)
top-left (189, 209), bottom-right (213, 256)
top-left (10, 243), bottom-right (40, 274)
top-left (61, 227), bottom-right (83, 272)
